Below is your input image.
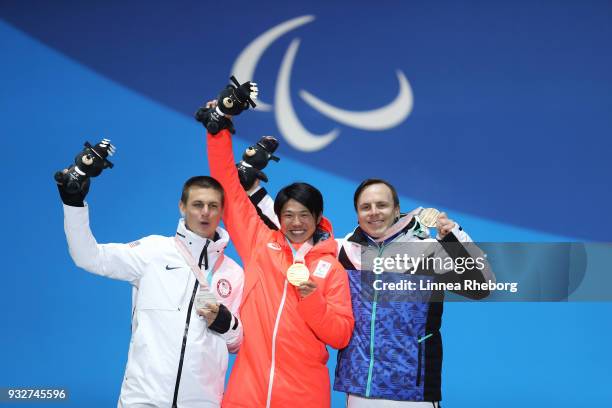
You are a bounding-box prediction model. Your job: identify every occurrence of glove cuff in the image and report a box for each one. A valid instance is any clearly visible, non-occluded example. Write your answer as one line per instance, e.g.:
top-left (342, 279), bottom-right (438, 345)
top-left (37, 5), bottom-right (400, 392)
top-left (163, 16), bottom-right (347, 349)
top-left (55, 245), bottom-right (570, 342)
top-left (57, 185), bottom-right (85, 207)
top-left (208, 303), bottom-right (233, 334)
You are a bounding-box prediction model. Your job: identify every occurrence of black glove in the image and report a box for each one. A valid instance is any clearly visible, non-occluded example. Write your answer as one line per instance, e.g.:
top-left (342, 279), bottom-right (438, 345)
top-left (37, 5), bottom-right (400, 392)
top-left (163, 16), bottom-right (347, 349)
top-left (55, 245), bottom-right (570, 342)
top-left (57, 176), bottom-right (90, 207)
top-left (236, 136), bottom-right (280, 190)
top-left (237, 162), bottom-right (267, 190)
top-left (194, 76), bottom-right (258, 134)
top-left (194, 106), bottom-right (235, 135)
top-left (55, 139), bottom-right (115, 206)
top-left (208, 303), bottom-right (233, 334)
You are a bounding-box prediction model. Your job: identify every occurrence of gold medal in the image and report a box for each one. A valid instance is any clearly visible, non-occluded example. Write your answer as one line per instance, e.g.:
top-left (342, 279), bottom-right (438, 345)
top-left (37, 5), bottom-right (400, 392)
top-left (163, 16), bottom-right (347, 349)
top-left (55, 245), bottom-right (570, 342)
top-left (418, 207), bottom-right (440, 228)
top-left (287, 263), bottom-right (310, 286)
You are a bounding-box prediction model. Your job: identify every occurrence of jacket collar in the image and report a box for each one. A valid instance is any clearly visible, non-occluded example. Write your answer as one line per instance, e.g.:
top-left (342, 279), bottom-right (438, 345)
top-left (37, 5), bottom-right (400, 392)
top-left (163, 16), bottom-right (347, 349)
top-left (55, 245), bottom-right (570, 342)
top-left (279, 216), bottom-right (336, 257)
top-left (175, 218), bottom-right (229, 262)
top-left (347, 208), bottom-right (426, 246)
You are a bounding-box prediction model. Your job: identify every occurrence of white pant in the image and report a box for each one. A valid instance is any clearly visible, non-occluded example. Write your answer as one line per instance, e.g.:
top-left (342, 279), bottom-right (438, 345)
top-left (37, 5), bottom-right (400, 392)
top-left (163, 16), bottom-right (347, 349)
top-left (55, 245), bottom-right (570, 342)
top-left (347, 394), bottom-right (440, 408)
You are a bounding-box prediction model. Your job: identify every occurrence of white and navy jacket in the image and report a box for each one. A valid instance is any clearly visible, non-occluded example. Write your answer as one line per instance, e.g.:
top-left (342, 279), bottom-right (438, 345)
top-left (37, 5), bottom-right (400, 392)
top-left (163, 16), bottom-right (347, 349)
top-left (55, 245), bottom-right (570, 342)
top-left (63, 204), bottom-right (244, 408)
top-left (334, 210), bottom-right (494, 402)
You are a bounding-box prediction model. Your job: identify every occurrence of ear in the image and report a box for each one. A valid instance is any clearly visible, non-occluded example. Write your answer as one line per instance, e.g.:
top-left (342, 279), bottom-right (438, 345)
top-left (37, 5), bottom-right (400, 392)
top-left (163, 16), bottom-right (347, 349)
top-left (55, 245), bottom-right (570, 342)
top-left (178, 200), bottom-right (186, 217)
top-left (394, 206), bottom-right (400, 219)
top-left (316, 214), bottom-right (323, 225)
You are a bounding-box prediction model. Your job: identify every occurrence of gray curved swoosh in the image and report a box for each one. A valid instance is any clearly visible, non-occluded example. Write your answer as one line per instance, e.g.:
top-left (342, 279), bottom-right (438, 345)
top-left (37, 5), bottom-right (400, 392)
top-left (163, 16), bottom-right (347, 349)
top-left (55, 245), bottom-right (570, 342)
top-left (275, 39), bottom-right (339, 152)
top-left (231, 15), bottom-right (315, 112)
top-left (298, 70), bottom-right (414, 130)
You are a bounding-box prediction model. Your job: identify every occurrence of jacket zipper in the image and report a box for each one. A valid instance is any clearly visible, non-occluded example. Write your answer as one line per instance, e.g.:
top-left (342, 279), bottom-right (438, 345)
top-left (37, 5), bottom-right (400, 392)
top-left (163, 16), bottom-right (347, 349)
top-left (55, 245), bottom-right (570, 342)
top-left (416, 339), bottom-right (423, 386)
top-left (365, 243), bottom-right (386, 397)
top-left (365, 290), bottom-right (378, 397)
top-left (171, 240), bottom-right (210, 408)
top-left (265, 279), bottom-right (288, 408)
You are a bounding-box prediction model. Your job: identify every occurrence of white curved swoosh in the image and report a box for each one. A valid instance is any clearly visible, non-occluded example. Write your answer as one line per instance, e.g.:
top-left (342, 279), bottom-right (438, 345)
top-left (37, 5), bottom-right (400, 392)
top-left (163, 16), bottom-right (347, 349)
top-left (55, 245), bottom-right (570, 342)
top-left (231, 15), bottom-right (315, 112)
top-left (275, 39), bottom-right (339, 152)
top-left (298, 70), bottom-right (414, 130)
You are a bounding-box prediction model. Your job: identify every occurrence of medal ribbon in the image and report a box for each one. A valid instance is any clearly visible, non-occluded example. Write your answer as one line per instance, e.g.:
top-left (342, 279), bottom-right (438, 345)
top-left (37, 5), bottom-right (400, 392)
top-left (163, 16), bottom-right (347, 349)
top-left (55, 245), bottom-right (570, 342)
top-left (174, 236), bottom-right (224, 289)
top-left (284, 236), bottom-right (313, 264)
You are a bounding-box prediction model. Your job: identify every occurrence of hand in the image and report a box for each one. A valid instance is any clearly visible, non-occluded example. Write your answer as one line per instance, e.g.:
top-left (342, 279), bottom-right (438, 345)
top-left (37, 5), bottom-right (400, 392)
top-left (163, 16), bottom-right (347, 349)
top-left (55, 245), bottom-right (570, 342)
top-left (56, 170), bottom-right (90, 207)
top-left (297, 279), bottom-right (318, 298)
top-left (236, 161), bottom-right (267, 190)
top-left (194, 104), bottom-right (235, 134)
top-left (197, 302), bottom-right (220, 327)
top-left (436, 212), bottom-right (456, 239)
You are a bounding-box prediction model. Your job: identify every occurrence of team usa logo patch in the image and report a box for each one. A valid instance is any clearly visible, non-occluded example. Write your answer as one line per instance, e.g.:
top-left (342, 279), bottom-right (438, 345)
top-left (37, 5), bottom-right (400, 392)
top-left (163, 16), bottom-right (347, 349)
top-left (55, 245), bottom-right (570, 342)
top-left (217, 279), bottom-right (232, 298)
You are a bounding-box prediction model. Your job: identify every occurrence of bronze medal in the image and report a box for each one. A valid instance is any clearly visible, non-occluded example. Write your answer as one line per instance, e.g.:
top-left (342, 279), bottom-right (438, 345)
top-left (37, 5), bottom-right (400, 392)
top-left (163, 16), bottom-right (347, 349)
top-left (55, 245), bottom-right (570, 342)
top-left (418, 207), bottom-right (440, 228)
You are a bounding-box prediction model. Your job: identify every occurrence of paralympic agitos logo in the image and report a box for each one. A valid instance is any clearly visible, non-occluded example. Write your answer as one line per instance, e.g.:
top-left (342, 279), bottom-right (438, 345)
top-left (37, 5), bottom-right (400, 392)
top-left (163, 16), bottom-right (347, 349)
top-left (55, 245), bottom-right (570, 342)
top-left (231, 15), bottom-right (414, 152)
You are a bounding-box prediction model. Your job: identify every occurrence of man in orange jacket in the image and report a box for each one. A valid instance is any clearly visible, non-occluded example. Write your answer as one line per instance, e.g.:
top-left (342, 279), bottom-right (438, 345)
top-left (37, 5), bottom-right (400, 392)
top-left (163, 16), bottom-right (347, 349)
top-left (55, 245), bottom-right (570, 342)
top-left (196, 79), bottom-right (354, 408)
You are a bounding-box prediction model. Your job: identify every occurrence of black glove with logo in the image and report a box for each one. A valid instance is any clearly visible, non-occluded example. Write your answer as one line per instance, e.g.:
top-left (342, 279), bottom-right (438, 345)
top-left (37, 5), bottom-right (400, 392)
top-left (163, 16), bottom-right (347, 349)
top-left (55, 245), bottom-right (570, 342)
top-left (55, 139), bottom-right (115, 206)
top-left (236, 136), bottom-right (280, 190)
top-left (194, 76), bottom-right (258, 134)
top-left (194, 106), bottom-right (235, 134)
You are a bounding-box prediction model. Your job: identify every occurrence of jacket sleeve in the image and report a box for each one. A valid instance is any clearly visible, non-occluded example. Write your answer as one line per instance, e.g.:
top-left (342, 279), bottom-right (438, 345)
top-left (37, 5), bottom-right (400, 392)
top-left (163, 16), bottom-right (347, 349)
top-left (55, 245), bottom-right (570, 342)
top-left (63, 204), bottom-right (147, 283)
top-left (210, 303), bottom-right (243, 353)
top-left (296, 262), bottom-right (354, 349)
top-left (220, 260), bottom-right (244, 353)
top-left (207, 130), bottom-right (267, 265)
top-left (433, 224), bottom-right (496, 300)
top-left (248, 186), bottom-right (280, 229)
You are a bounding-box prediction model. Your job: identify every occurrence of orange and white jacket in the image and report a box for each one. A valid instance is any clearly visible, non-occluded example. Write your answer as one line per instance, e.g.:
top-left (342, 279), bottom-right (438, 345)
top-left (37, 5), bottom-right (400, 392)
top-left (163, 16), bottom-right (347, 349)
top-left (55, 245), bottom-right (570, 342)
top-left (207, 129), bottom-right (354, 408)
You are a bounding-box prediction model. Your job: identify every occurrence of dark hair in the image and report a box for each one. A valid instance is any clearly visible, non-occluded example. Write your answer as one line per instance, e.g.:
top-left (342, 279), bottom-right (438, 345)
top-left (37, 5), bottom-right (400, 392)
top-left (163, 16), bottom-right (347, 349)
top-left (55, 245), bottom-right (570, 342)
top-left (181, 176), bottom-right (225, 206)
top-left (274, 182), bottom-right (323, 219)
top-left (353, 178), bottom-right (399, 210)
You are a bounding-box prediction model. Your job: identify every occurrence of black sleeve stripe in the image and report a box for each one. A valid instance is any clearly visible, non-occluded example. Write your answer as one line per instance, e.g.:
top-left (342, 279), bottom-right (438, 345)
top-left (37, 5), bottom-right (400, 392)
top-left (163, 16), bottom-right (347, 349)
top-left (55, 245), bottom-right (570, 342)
top-left (248, 188), bottom-right (278, 230)
top-left (255, 205), bottom-right (279, 230)
top-left (338, 246), bottom-right (356, 270)
top-left (437, 232), bottom-right (489, 299)
top-left (249, 187), bottom-right (268, 205)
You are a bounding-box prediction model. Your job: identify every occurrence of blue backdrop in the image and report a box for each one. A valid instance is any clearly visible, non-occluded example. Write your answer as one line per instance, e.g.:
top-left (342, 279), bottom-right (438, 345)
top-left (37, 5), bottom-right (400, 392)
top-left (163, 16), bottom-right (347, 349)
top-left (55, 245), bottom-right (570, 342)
top-left (1, 1), bottom-right (611, 406)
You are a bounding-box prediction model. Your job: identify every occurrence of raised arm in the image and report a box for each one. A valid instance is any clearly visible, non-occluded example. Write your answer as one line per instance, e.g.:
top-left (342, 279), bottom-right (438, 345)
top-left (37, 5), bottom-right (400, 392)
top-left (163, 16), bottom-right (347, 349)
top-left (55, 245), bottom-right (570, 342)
top-left (432, 215), bottom-right (495, 300)
top-left (56, 139), bottom-right (147, 283)
top-left (63, 204), bottom-right (148, 283)
top-left (206, 130), bottom-right (268, 265)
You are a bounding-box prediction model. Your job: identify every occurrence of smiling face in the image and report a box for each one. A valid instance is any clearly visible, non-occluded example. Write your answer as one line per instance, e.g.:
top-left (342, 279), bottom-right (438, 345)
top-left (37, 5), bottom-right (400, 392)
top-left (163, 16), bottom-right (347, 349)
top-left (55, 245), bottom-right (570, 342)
top-left (179, 186), bottom-right (223, 239)
top-left (280, 199), bottom-right (320, 244)
top-left (355, 183), bottom-right (400, 239)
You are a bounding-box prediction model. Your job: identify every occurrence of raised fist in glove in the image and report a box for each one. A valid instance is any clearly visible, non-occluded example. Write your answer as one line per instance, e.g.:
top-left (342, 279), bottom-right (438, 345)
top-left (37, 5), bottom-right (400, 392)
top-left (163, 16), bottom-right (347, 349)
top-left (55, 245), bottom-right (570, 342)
top-left (55, 139), bottom-right (115, 206)
top-left (194, 76), bottom-right (258, 134)
top-left (236, 136), bottom-right (280, 190)
top-left (194, 105), bottom-right (235, 134)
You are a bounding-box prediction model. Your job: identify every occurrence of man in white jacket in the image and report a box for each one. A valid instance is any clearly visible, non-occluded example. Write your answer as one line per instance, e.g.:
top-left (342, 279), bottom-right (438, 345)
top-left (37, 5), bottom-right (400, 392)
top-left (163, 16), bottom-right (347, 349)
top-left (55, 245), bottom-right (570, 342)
top-left (58, 174), bottom-right (244, 408)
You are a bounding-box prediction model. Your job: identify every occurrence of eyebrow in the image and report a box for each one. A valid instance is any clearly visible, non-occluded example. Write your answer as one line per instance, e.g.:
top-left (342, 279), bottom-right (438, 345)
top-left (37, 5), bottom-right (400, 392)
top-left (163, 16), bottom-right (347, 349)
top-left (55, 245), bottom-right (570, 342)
top-left (192, 200), bottom-right (219, 205)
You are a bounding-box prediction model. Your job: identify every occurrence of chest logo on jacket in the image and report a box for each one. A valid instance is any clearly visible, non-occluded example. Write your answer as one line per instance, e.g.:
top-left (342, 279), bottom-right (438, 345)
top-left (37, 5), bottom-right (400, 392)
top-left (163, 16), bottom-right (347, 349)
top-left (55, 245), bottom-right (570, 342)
top-left (230, 15), bottom-right (414, 152)
top-left (267, 242), bottom-right (282, 251)
top-left (217, 279), bottom-right (232, 298)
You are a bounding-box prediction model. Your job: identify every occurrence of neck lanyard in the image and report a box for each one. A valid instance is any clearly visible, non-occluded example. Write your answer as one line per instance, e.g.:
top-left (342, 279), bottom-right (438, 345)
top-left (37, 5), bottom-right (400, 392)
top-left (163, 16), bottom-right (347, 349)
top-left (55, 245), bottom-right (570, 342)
top-left (284, 236), bottom-right (314, 264)
top-left (174, 236), bottom-right (224, 289)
